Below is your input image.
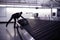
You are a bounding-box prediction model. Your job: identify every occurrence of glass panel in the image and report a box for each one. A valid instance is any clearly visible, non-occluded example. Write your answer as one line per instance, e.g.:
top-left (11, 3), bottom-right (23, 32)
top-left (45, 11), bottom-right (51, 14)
top-left (0, 7), bottom-right (6, 17)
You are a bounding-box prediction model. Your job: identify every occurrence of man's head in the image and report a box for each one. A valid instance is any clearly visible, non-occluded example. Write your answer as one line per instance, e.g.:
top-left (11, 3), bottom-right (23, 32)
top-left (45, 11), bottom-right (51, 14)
top-left (19, 12), bottom-right (23, 16)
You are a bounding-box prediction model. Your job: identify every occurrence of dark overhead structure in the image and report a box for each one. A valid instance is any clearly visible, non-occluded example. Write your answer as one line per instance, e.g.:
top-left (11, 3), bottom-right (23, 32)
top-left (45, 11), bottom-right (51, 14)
top-left (0, 0), bottom-right (60, 7)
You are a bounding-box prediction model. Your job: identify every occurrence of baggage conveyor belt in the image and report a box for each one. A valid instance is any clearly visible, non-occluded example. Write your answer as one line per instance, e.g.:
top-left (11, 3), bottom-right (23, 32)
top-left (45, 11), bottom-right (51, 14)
top-left (0, 19), bottom-right (60, 40)
top-left (24, 19), bottom-right (60, 40)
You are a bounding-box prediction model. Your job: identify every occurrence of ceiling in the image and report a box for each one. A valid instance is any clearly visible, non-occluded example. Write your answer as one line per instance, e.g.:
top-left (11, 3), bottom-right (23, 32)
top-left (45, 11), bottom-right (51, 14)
top-left (0, 0), bottom-right (60, 7)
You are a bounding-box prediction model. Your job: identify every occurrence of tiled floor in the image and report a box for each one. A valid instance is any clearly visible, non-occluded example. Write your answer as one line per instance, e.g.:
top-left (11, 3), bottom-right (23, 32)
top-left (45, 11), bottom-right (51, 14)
top-left (0, 23), bottom-right (19, 40)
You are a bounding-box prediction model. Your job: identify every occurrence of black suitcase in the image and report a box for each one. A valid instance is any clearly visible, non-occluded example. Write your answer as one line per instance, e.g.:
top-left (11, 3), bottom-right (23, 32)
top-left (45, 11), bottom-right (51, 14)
top-left (18, 18), bottom-right (29, 26)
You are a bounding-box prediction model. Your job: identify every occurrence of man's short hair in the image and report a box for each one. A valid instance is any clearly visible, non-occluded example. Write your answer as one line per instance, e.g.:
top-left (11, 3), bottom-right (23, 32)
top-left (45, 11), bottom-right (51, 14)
top-left (20, 12), bottom-right (22, 14)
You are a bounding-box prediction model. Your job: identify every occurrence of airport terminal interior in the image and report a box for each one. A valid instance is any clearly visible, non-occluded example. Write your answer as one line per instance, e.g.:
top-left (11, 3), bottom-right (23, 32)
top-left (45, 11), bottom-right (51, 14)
top-left (0, 0), bottom-right (60, 40)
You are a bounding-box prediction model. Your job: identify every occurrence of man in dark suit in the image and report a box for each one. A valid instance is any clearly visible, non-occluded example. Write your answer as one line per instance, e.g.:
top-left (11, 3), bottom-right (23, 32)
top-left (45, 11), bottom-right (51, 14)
top-left (6, 12), bottom-right (24, 28)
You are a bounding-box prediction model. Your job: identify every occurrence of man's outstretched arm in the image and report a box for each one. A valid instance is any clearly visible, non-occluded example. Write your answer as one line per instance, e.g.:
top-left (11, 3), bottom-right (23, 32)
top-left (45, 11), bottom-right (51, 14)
top-left (21, 16), bottom-right (25, 19)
